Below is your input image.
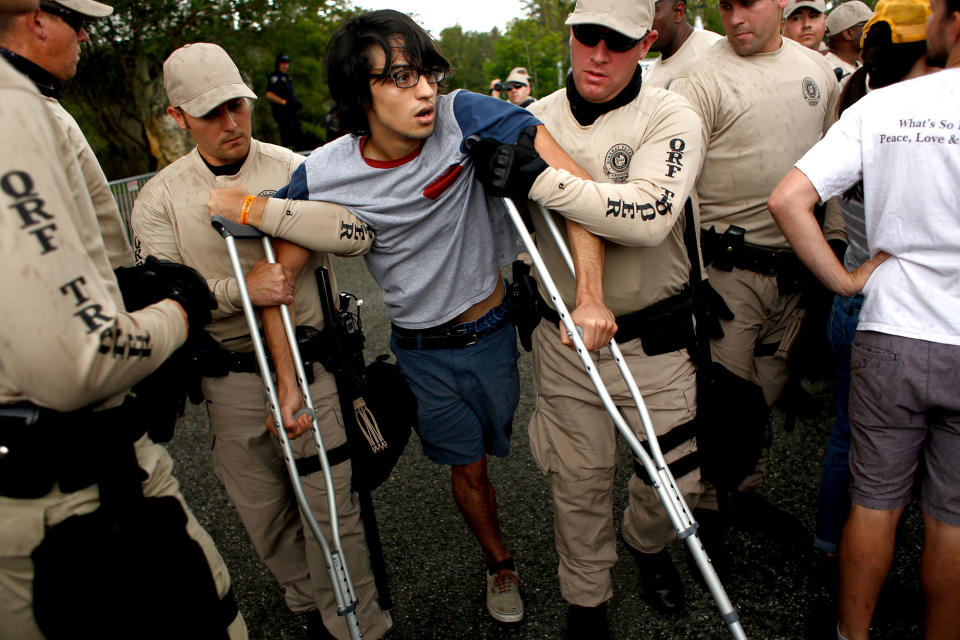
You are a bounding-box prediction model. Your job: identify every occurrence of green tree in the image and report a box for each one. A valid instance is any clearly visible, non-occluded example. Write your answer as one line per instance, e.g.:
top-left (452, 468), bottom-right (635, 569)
top-left (65, 0), bottom-right (355, 178)
top-left (437, 25), bottom-right (499, 93)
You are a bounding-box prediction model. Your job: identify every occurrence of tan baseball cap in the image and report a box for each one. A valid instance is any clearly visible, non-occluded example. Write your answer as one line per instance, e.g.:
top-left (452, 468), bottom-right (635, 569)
top-left (862, 0), bottom-right (930, 44)
top-left (783, 0), bottom-right (826, 18)
top-left (53, 0), bottom-right (113, 18)
top-left (505, 67), bottom-right (531, 87)
top-left (565, 0), bottom-right (654, 40)
top-left (163, 43), bottom-right (257, 117)
top-left (826, 1), bottom-right (874, 34)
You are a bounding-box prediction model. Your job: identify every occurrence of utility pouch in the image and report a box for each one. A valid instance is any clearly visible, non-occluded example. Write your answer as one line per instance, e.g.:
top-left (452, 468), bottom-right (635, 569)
top-left (506, 259), bottom-right (541, 352)
top-left (32, 496), bottom-right (231, 640)
top-left (616, 289), bottom-right (695, 356)
top-left (775, 254), bottom-right (809, 296)
top-left (703, 225), bottom-right (746, 272)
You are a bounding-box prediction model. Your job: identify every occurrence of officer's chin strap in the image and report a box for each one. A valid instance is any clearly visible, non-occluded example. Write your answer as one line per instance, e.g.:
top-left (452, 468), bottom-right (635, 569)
top-left (210, 215), bottom-right (363, 640)
top-left (513, 201), bottom-right (747, 640)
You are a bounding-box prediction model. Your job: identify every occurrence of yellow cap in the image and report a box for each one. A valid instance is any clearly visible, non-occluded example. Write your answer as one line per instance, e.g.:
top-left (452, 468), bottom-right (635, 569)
top-left (862, 0), bottom-right (930, 45)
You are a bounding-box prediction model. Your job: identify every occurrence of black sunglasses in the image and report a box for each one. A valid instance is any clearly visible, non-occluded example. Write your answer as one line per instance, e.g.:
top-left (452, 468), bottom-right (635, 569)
top-left (572, 24), bottom-right (641, 52)
top-left (503, 81), bottom-right (527, 90)
top-left (40, 2), bottom-right (87, 32)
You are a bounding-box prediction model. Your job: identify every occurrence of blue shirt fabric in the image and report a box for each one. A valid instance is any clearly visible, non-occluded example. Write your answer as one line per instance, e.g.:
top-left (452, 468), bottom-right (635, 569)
top-left (282, 90), bottom-right (540, 328)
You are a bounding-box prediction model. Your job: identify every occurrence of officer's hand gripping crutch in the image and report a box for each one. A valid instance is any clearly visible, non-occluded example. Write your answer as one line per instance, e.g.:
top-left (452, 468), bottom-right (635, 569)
top-left (210, 215), bottom-right (363, 640)
top-left (524, 200), bottom-right (746, 639)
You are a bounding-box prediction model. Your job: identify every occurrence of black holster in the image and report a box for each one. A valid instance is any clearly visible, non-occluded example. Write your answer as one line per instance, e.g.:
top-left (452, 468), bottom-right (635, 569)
top-left (505, 260), bottom-right (542, 352)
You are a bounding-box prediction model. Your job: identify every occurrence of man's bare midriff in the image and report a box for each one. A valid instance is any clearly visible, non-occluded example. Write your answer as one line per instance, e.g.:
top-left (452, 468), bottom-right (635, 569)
top-left (454, 275), bottom-right (505, 323)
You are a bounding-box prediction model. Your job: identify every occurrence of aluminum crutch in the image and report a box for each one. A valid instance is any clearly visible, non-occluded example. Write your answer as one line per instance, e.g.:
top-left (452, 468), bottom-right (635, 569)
top-left (211, 215), bottom-right (363, 640)
top-left (506, 199), bottom-right (746, 640)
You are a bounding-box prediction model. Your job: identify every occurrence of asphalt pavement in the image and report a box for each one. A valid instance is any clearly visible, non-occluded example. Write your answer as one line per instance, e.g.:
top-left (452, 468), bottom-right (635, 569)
top-left (166, 256), bottom-right (925, 640)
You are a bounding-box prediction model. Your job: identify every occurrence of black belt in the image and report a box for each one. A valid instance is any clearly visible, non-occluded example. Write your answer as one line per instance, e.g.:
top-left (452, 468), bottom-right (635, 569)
top-left (541, 288), bottom-right (694, 356)
top-left (392, 312), bottom-right (511, 350)
top-left (701, 227), bottom-right (801, 277)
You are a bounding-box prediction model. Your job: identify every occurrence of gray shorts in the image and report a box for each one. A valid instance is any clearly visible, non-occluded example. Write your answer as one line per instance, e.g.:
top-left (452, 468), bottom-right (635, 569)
top-left (848, 330), bottom-right (960, 526)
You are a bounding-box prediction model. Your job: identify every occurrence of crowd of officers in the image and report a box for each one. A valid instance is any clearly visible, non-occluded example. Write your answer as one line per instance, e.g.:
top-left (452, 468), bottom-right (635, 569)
top-left (1, 0), bottom-right (958, 639)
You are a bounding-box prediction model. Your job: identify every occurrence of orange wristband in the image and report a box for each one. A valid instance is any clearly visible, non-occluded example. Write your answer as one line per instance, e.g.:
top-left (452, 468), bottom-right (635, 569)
top-left (240, 195), bottom-right (255, 225)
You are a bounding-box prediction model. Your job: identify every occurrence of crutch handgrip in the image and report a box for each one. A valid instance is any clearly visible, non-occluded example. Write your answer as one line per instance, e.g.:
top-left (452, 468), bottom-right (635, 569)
top-left (211, 214), bottom-right (265, 239)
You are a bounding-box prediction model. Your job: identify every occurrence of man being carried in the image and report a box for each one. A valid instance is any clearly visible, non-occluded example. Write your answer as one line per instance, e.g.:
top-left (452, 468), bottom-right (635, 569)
top-left (131, 43), bottom-right (390, 640)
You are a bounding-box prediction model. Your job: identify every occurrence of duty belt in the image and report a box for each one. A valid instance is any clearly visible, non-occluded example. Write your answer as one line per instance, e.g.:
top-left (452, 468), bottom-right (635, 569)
top-left (392, 311), bottom-right (511, 350)
top-left (207, 326), bottom-right (326, 378)
top-left (540, 287), bottom-right (695, 357)
top-left (701, 226), bottom-right (809, 295)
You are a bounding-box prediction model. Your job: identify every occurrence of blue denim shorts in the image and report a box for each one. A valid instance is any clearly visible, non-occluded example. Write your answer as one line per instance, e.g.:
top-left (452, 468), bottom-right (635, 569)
top-left (390, 301), bottom-right (520, 466)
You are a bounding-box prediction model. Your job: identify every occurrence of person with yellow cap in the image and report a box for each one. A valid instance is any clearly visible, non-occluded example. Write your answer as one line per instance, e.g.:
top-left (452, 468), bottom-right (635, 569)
top-left (0, 2), bottom-right (248, 638)
top-left (770, 0), bottom-right (960, 635)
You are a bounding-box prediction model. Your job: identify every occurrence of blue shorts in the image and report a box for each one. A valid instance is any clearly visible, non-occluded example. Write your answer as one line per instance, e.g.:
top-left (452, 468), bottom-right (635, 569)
top-left (390, 302), bottom-right (520, 466)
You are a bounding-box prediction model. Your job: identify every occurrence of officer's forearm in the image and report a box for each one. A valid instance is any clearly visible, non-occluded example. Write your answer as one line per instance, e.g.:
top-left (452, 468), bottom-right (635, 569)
top-left (265, 91), bottom-right (286, 105)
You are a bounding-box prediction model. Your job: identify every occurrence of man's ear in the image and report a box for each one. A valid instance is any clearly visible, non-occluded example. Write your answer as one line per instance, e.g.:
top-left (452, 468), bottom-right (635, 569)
top-left (640, 29), bottom-right (660, 57)
top-left (166, 106), bottom-right (189, 131)
top-left (842, 27), bottom-right (858, 42)
top-left (675, 0), bottom-right (687, 22)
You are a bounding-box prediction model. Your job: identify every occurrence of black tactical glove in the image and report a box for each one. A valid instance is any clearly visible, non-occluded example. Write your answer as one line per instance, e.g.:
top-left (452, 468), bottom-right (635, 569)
top-left (468, 129), bottom-right (548, 200)
top-left (114, 255), bottom-right (216, 336)
top-left (698, 281), bottom-right (735, 340)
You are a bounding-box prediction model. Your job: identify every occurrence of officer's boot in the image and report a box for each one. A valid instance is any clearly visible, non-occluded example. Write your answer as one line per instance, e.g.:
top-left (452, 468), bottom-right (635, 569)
top-left (626, 543), bottom-right (686, 613)
top-left (305, 610), bottom-right (336, 640)
top-left (565, 602), bottom-right (609, 640)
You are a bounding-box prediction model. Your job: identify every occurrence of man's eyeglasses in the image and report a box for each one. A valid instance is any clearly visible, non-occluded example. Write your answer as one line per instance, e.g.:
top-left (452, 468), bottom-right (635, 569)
top-left (371, 66), bottom-right (446, 89)
top-left (572, 24), bottom-right (641, 52)
top-left (503, 81), bottom-right (527, 90)
top-left (40, 2), bottom-right (87, 32)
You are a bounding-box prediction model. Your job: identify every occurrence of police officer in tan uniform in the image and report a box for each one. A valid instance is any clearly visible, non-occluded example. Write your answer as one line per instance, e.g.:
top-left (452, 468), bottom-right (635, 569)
top-left (130, 43), bottom-right (390, 640)
top-left (0, 4), bottom-right (246, 639)
top-left (670, 0), bottom-right (843, 544)
top-left (503, 0), bottom-right (706, 635)
top-left (0, 0), bottom-right (133, 270)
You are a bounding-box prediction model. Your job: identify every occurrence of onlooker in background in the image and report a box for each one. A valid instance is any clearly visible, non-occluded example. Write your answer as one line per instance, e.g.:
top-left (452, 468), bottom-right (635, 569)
top-left (769, 0), bottom-right (959, 634)
top-left (782, 0), bottom-right (828, 50)
top-left (802, 0), bottom-right (936, 625)
top-left (0, 0), bottom-right (133, 270)
top-left (644, 0), bottom-right (724, 88)
top-left (489, 66), bottom-right (536, 107)
top-left (824, 0), bottom-right (875, 82)
top-left (266, 53), bottom-right (308, 150)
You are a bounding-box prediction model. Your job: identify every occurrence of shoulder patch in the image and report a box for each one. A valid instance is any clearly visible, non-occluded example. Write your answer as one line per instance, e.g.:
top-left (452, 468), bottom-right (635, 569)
top-left (802, 77), bottom-right (821, 106)
top-left (603, 144), bottom-right (634, 184)
top-left (270, 75), bottom-right (278, 83)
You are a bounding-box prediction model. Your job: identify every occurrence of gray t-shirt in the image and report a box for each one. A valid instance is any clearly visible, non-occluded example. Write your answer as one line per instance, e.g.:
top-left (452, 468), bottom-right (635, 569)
top-left (281, 90), bottom-right (539, 329)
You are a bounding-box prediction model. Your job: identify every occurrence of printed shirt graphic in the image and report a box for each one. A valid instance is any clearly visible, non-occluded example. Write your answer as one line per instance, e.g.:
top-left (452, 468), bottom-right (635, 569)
top-left (280, 90), bottom-right (540, 329)
top-left (796, 68), bottom-right (960, 345)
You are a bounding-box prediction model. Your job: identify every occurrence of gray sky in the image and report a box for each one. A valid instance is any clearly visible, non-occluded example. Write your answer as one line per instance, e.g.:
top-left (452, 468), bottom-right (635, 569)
top-left (355, 0), bottom-right (528, 36)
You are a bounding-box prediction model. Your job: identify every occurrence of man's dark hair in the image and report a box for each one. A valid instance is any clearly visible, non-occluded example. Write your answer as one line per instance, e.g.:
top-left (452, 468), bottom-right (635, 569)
top-left (324, 9), bottom-right (451, 136)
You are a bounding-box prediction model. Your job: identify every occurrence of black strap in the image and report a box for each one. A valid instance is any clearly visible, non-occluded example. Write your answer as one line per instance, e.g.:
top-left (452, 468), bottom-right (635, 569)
top-left (294, 444), bottom-right (351, 476)
top-left (638, 419), bottom-right (697, 458)
top-left (754, 342), bottom-right (779, 358)
top-left (219, 587), bottom-right (240, 631)
top-left (635, 451), bottom-right (701, 486)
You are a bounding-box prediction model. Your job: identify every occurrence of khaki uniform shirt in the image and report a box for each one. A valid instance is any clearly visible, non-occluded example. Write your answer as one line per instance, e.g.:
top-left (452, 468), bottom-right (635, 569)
top-left (671, 37), bottom-right (843, 249)
top-left (644, 29), bottom-right (725, 89)
top-left (823, 50), bottom-right (859, 85)
top-left (131, 139), bottom-right (371, 351)
top-left (0, 58), bottom-right (184, 412)
top-left (527, 86), bottom-right (704, 315)
top-left (45, 97), bottom-right (134, 270)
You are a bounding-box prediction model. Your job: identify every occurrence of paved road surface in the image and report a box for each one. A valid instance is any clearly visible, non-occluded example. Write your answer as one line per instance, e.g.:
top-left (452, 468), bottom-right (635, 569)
top-left (167, 256), bottom-right (925, 639)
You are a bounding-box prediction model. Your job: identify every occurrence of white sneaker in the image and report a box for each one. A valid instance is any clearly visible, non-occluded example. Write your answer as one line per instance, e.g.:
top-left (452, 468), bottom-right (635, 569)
top-left (486, 569), bottom-right (524, 623)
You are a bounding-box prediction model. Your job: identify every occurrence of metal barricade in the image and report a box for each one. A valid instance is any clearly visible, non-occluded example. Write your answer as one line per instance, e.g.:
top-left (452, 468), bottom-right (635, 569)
top-left (108, 172), bottom-right (156, 243)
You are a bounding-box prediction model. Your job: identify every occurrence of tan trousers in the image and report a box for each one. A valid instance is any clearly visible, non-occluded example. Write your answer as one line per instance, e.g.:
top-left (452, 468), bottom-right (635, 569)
top-left (203, 365), bottom-right (391, 640)
top-left (698, 267), bottom-right (804, 508)
top-left (529, 320), bottom-right (702, 607)
top-left (0, 436), bottom-right (248, 640)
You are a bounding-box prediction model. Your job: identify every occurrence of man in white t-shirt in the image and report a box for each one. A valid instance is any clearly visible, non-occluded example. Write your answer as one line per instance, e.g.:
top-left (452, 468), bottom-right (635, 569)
top-left (769, 1), bottom-right (960, 636)
top-left (644, 0), bottom-right (724, 88)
